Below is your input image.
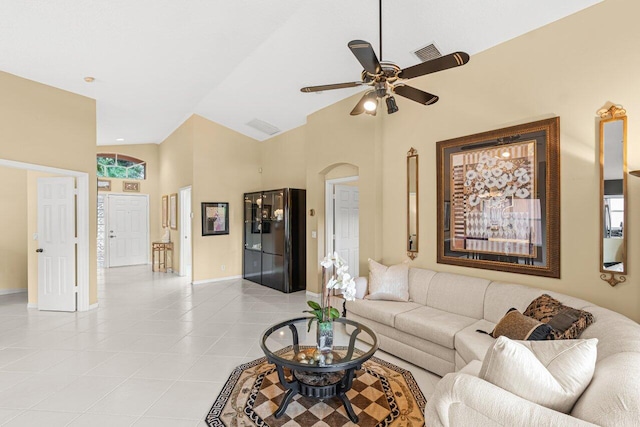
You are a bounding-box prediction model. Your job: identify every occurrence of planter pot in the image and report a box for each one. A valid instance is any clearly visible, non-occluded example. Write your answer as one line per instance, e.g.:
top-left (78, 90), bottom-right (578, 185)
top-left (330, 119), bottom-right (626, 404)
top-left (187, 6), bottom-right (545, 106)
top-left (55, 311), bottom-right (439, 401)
top-left (317, 321), bottom-right (334, 352)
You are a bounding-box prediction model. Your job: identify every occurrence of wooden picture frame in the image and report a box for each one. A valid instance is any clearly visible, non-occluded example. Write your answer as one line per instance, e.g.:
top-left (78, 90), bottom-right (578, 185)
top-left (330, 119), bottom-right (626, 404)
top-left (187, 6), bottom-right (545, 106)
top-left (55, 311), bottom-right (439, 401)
top-left (202, 202), bottom-right (229, 236)
top-left (437, 117), bottom-right (560, 278)
top-left (122, 181), bottom-right (140, 192)
top-left (97, 179), bottom-right (111, 191)
top-left (162, 195), bottom-right (168, 228)
top-left (169, 193), bottom-right (178, 230)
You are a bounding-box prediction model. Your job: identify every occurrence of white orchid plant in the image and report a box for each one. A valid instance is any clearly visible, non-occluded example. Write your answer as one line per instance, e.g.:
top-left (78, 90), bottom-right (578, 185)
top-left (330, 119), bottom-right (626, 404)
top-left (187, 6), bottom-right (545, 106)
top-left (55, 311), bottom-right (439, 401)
top-left (304, 252), bottom-right (357, 330)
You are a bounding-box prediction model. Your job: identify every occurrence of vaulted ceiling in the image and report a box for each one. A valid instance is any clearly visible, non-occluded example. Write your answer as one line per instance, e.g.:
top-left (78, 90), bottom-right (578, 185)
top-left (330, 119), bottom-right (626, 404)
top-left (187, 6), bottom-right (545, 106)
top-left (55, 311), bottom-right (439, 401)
top-left (0, 0), bottom-right (601, 145)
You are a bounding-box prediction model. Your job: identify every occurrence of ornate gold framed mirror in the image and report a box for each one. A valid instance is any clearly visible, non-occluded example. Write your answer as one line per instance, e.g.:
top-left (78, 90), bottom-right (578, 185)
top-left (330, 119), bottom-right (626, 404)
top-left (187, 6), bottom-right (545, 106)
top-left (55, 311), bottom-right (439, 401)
top-left (407, 148), bottom-right (418, 259)
top-left (598, 104), bottom-right (627, 286)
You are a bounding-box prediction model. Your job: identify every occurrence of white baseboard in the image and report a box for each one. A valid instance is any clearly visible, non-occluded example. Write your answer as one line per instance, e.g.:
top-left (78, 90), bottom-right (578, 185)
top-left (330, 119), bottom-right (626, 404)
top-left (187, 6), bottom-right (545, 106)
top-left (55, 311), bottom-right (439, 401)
top-left (0, 289), bottom-right (27, 296)
top-left (192, 275), bottom-right (242, 285)
top-left (27, 303), bottom-right (37, 309)
top-left (306, 290), bottom-right (321, 298)
top-left (89, 303), bottom-right (99, 310)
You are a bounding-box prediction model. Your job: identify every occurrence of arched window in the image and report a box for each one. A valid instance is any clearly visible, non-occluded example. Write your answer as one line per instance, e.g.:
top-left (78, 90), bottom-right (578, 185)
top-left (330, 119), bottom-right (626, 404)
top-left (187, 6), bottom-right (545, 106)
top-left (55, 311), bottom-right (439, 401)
top-left (97, 153), bottom-right (146, 180)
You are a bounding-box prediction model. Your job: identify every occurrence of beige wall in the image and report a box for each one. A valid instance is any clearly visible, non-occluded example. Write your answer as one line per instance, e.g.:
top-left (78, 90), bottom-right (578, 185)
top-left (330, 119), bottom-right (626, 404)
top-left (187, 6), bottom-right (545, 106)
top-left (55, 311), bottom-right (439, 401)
top-left (378, 0), bottom-right (640, 322)
top-left (260, 125), bottom-right (307, 190)
top-left (302, 99), bottom-right (384, 294)
top-left (97, 144), bottom-right (161, 249)
top-left (191, 115), bottom-right (261, 282)
top-left (0, 167), bottom-right (27, 293)
top-left (0, 71), bottom-right (98, 305)
top-left (257, 0), bottom-right (640, 322)
top-left (158, 117), bottom-right (195, 275)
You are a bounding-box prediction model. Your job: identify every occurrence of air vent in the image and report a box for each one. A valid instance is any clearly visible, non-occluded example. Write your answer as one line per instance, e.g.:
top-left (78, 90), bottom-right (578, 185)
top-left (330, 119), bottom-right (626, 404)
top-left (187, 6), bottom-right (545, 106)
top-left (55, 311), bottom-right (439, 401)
top-left (246, 118), bottom-right (281, 136)
top-left (413, 43), bottom-right (442, 63)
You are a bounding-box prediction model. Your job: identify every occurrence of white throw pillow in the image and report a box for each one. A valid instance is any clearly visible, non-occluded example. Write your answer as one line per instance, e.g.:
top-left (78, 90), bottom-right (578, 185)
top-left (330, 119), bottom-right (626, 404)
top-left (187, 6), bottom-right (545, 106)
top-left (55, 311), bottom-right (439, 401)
top-left (479, 336), bottom-right (598, 414)
top-left (365, 259), bottom-right (409, 301)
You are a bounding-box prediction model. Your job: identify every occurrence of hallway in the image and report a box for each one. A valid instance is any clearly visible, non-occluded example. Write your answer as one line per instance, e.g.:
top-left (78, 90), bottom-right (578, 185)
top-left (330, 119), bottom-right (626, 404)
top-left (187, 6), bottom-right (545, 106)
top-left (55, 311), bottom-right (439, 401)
top-left (0, 266), bottom-right (438, 426)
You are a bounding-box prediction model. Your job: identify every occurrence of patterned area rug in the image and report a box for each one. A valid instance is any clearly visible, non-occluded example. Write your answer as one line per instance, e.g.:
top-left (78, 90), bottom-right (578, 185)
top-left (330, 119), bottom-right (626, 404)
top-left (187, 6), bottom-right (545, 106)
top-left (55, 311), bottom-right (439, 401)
top-left (205, 346), bottom-right (426, 427)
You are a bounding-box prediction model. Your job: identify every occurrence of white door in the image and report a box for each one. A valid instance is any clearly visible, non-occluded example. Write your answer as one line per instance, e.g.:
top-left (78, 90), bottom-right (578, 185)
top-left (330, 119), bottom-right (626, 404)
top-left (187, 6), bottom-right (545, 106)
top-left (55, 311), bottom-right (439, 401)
top-left (108, 195), bottom-right (148, 267)
top-left (37, 177), bottom-right (76, 311)
top-left (179, 186), bottom-right (192, 279)
top-left (334, 185), bottom-right (359, 276)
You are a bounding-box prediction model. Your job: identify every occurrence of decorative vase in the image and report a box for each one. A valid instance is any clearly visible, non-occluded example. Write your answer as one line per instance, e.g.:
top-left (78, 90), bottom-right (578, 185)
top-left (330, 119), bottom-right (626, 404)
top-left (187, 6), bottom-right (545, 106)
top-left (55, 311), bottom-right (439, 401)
top-left (317, 320), bottom-right (334, 352)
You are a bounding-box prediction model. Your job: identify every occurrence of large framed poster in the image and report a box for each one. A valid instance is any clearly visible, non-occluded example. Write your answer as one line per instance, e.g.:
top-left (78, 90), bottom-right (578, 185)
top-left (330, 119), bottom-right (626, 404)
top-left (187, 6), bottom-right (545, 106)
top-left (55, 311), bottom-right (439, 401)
top-left (436, 117), bottom-right (560, 278)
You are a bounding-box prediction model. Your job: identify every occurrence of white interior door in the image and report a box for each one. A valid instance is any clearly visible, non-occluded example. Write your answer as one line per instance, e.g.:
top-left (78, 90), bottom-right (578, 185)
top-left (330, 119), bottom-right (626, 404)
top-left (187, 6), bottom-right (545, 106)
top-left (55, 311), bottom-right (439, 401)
top-left (108, 195), bottom-right (148, 267)
top-left (334, 185), bottom-right (359, 276)
top-left (37, 177), bottom-right (76, 311)
top-left (179, 186), bottom-right (192, 279)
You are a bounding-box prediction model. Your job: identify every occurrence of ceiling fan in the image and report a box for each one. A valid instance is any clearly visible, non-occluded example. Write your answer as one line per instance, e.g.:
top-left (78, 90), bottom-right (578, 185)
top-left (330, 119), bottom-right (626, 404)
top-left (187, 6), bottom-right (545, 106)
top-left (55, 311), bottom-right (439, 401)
top-left (300, 0), bottom-right (470, 116)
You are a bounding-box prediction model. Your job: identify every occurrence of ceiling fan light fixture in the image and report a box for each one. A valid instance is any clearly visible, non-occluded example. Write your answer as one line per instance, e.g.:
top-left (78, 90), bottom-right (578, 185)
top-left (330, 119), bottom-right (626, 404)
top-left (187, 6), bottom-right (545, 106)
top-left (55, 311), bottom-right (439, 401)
top-left (386, 96), bottom-right (399, 114)
top-left (363, 92), bottom-right (378, 112)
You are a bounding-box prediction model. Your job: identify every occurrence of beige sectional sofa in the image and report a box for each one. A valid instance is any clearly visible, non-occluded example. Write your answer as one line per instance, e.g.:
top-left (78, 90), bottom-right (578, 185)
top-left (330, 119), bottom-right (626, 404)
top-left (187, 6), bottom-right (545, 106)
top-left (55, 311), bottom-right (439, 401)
top-left (345, 267), bottom-right (640, 426)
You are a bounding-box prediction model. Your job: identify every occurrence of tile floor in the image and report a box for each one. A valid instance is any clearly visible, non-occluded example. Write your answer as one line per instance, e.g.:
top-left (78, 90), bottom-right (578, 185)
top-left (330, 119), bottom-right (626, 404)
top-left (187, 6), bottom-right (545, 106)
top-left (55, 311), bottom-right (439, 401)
top-left (0, 266), bottom-right (440, 426)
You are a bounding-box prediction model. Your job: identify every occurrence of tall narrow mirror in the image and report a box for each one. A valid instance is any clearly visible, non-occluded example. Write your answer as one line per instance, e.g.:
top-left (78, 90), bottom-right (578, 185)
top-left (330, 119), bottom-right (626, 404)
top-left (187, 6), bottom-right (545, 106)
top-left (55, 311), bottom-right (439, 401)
top-left (599, 105), bottom-right (627, 286)
top-left (407, 148), bottom-right (418, 259)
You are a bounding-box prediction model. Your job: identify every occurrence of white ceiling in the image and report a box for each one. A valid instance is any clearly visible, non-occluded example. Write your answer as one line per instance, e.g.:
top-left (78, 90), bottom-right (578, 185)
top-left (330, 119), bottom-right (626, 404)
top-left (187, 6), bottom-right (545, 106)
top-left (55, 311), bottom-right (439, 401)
top-left (0, 0), bottom-right (601, 145)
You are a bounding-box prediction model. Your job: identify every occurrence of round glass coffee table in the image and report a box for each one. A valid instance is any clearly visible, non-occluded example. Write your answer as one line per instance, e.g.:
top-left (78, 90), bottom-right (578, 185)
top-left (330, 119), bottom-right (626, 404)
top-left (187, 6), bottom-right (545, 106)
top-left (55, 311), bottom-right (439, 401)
top-left (260, 316), bottom-right (378, 423)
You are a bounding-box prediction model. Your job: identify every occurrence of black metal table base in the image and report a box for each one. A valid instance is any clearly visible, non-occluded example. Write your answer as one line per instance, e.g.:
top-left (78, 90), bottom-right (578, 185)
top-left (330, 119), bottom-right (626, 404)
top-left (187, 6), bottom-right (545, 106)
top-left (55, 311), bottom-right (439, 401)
top-left (273, 363), bottom-right (360, 423)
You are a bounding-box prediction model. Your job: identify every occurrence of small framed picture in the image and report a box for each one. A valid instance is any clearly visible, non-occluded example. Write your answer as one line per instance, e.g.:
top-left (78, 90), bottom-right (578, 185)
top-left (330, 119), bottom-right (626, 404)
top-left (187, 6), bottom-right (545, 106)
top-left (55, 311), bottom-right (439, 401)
top-left (162, 195), bottom-right (168, 228)
top-left (97, 179), bottom-right (111, 191)
top-left (170, 193), bottom-right (178, 230)
top-left (123, 181), bottom-right (140, 192)
top-left (202, 202), bottom-right (229, 236)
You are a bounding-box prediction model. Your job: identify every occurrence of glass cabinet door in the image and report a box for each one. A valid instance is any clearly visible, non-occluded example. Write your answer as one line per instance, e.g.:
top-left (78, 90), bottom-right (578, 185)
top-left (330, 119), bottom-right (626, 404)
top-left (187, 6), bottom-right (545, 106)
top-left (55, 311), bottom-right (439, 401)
top-left (261, 190), bottom-right (285, 256)
top-left (244, 192), bottom-right (262, 251)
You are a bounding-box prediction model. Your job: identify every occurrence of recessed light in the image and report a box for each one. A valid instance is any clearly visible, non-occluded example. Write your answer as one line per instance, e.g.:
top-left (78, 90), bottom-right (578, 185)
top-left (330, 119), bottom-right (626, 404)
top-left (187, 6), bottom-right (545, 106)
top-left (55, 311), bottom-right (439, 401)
top-left (84, 76), bottom-right (95, 83)
top-left (116, 138), bottom-right (124, 142)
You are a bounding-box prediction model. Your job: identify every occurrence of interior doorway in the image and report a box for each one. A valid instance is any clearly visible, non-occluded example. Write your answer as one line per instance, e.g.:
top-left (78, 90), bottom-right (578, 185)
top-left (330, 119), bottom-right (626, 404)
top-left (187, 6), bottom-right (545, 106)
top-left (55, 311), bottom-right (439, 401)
top-left (0, 159), bottom-right (90, 311)
top-left (179, 186), bottom-right (193, 281)
top-left (325, 176), bottom-right (359, 277)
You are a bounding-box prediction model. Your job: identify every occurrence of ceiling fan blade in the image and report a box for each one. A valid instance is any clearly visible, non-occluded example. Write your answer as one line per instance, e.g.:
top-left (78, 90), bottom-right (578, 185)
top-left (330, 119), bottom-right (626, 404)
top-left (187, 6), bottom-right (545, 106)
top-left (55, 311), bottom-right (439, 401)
top-left (393, 85), bottom-right (439, 105)
top-left (399, 52), bottom-right (470, 80)
top-left (350, 92), bottom-right (369, 116)
top-left (300, 82), bottom-right (364, 93)
top-left (348, 40), bottom-right (382, 75)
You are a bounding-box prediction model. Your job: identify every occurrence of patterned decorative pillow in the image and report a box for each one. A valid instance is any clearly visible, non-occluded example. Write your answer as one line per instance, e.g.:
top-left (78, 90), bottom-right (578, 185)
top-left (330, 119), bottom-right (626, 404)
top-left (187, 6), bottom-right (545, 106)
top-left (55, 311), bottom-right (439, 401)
top-left (490, 308), bottom-right (553, 341)
top-left (523, 294), bottom-right (595, 340)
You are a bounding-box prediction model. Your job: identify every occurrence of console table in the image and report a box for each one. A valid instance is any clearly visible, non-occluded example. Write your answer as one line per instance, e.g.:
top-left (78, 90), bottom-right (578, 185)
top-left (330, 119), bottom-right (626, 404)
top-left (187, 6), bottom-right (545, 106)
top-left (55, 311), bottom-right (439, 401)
top-left (152, 241), bottom-right (173, 272)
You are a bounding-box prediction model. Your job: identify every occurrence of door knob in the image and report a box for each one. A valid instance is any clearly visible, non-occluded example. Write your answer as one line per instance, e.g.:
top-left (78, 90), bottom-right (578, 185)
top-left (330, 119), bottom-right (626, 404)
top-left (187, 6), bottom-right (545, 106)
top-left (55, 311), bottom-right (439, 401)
top-left (36, 248), bottom-right (44, 253)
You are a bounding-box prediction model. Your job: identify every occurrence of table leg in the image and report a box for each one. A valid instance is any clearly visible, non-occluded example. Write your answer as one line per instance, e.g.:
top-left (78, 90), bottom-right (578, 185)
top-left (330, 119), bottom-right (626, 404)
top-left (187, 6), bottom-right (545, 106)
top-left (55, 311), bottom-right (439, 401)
top-left (274, 388), bottom-right (296, 418)
top-left (273, 363), bottom-right (299, 419)
top-left (338, 367), bottom-right (358, 423)
top-left (338, 392), bottom-right (358, 423)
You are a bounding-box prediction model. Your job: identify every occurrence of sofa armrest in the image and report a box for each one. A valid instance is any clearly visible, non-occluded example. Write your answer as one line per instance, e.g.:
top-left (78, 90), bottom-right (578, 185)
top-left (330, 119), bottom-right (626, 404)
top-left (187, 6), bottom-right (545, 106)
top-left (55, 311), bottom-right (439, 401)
top-left (425, 373), bottom-right (598, 427)
top-left (354, 276), bottom-right (368, 299)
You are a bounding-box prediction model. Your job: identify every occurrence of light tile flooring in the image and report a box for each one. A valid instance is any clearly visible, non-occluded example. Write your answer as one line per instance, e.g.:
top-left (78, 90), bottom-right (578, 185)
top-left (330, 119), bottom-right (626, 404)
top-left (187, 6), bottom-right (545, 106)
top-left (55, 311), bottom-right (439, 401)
top-left (0, 266), bottom-right (440, 426)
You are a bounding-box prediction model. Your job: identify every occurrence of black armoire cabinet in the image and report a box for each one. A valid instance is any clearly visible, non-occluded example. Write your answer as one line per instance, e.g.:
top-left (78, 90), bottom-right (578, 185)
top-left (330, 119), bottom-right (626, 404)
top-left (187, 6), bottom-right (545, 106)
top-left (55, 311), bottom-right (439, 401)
top-left (243, 188), bottom-right (306, 293)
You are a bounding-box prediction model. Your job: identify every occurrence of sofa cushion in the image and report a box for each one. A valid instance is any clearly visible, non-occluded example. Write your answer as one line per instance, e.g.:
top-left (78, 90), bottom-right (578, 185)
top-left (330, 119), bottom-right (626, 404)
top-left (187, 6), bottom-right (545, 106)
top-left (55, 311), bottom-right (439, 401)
top-left (408, 267), bottom-right (436, 305)
top-left (345, 299), bottom-right (421, 327)
top-left (455, 319), bottom-right (496, 366)
top-left (524, 294), bottom-right (595, 340)
top-left (479, 336), bottom-right (598, 414)
top-left (491, 308), bottom-right (552, 340)
top-left (571, 352), bottom-right (640, 426)
top-left (395, 306), bottom-right (477, 349)
top-left (579, 305), bottom-right (640, 361)
top-left (366, 259), bottom-right (410, 301)
top-left (426, 272), bottom-right (490, 319)
top-left (483, 282), bottom-right (546, 324)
